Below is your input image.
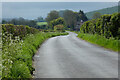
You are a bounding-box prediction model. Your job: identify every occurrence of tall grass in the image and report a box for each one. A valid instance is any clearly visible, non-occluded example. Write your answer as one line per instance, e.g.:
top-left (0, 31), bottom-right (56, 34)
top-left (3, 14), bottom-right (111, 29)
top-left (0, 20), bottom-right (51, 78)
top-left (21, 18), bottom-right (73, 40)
top-left (77, 32), bottom-right (119, 52)
top-left (2, 32), bottom-right (68, 79)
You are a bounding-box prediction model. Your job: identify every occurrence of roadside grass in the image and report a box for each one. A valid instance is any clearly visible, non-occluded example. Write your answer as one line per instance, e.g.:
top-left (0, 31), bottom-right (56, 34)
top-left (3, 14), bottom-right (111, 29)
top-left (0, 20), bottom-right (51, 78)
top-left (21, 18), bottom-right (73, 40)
top-left (2, 32), bottom-right (68, 79)
top-left (76, 32), bottom-right (119, 52)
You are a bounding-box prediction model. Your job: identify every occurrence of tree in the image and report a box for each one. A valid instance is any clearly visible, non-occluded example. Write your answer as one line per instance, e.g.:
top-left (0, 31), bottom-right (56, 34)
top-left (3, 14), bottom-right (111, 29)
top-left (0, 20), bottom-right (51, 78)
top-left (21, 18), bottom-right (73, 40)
top-left (63, 10), bottom-right (88, 30)
top-left (79, 10), bottom-right (88, 21)
top-left (46, 10), bottom-right (59, 23)
top-left (63, 10), bottom-right (77, 30)
top-left (2, 20), bottom-right (7, 24)
top-left (36, 17), bottom-right (44, 22)
top-left (2, 17), bottom-right (37, 28)
top-left (92, 12), bottom-right (101, 19)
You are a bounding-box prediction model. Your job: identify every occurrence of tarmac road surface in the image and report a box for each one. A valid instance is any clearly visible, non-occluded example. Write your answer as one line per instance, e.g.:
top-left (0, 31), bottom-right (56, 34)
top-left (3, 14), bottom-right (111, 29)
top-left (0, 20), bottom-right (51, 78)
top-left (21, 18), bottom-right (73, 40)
top-left (33, 32), bottom-right (118, 78)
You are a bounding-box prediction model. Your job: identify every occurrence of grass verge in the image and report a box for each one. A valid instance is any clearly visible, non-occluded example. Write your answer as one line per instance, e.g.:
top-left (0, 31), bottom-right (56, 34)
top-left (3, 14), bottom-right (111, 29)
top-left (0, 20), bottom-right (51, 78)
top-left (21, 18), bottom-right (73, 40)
top-left (76, 32), bottom-right (119, 52)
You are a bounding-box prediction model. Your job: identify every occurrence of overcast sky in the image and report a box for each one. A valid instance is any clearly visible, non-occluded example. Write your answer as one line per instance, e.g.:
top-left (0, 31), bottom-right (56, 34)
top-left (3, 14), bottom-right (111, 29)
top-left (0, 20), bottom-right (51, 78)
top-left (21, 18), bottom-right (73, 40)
top-left (2, 2), bottom-right (118, 20)
top-left (1, 0), bottom-right (119, 2)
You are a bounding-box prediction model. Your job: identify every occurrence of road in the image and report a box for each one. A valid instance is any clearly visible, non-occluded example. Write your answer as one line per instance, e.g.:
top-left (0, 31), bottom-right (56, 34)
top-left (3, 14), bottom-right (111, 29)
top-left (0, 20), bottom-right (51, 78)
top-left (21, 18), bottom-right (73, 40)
top-left (33, 32), bottom-right (118, 78)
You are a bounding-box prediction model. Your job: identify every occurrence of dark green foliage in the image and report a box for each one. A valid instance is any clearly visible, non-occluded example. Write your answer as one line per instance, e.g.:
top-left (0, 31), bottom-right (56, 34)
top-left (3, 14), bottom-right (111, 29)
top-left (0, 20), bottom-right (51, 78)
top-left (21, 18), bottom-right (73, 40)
top-left (63, 10), bottom-right (78, 30)
top-left (78, 10), bottom-right (88, 21)
top-left (35, 17), bottom-right (44, 22)
top-left (63, 10), bottom-right (88, 30)
top-left (46, 10), bottom-right (60, 24)
top-left (47, 10), bottom-right (88, 30)
top-left (59, 10), bottom-right (65, 17)
top-left (109, 13), bottom-right (120, 38)
top-left (2, 17), bottom-right (37, 28)
top-left (59, 10), bottom-right (88, 21)
top-left (45, 10), bottom-right (60, 29)
top-left (2, 24), bottom-right (39, 39)
top-left (80, 13), bottom-right (120, 39)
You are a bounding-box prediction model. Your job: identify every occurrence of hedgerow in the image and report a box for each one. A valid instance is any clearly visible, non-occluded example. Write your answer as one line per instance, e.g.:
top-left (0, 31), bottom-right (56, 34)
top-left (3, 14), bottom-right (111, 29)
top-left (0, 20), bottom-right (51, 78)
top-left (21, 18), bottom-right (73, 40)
top-left (80, 13), bottom-right (120, 39)
top-left (2, 24), bottom-right (39, 39)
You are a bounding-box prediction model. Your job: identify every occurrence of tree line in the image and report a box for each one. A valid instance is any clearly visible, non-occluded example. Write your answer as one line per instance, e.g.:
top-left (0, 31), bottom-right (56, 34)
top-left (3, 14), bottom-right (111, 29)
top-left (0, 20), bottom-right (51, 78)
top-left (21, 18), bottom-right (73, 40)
top-left (46, 10), bottom-right (88, 30)
top-left (2, 17), bottom-right (37, 27)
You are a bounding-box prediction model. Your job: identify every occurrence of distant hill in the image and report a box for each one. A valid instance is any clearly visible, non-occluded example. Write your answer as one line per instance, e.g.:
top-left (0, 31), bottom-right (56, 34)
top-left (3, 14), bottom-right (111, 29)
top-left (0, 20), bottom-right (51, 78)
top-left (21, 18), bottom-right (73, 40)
top-left (2, 18), bottom-right (13, 22)
top-left (85, 6), bottom-right (118, 20)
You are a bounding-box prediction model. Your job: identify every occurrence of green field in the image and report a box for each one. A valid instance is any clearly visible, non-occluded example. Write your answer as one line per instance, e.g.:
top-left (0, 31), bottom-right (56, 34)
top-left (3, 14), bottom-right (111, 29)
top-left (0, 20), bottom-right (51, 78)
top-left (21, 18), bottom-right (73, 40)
top-left (37, 22), bottom-right (48, 26)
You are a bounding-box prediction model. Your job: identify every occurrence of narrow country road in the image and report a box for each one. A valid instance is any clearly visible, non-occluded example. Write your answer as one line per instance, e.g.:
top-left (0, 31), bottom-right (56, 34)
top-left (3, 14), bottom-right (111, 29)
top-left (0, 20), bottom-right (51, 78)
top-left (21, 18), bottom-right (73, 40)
top-left (33, 32), bottom-right (118, 78)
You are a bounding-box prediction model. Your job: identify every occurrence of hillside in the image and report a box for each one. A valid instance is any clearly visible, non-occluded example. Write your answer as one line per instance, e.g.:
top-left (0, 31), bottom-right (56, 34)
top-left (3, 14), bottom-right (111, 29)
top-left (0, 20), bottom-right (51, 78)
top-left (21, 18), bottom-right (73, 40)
top-left (85, 6), bottom-right (118, 19)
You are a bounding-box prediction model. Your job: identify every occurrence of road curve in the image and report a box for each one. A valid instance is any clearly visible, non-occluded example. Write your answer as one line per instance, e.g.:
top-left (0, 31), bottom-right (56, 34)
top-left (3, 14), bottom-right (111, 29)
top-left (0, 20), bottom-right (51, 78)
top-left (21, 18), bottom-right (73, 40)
top-left (33, 32), bottom-right (118, 78)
